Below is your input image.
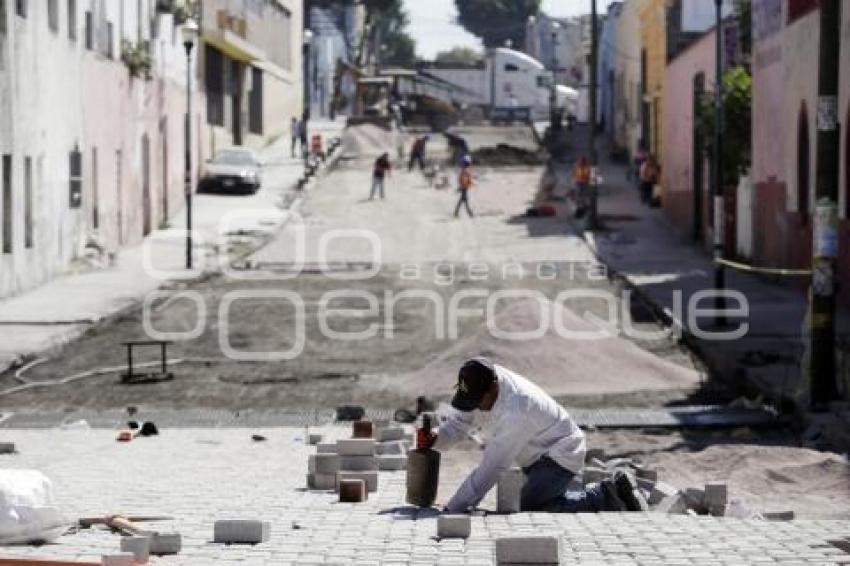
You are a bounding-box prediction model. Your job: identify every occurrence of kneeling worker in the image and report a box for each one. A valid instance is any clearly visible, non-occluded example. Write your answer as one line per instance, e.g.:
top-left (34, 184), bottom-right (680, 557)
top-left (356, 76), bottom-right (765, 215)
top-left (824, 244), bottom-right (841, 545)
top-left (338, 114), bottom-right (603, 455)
top-left (428, 357), bottom-right (647, 513)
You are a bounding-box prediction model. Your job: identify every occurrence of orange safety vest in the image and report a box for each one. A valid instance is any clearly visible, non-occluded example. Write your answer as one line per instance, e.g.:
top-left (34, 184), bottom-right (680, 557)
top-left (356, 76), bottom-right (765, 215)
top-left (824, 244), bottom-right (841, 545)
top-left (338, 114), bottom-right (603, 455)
top-left (575, 165), bottom-right (591, 184)
top-left (459, 169), bottom-right (473, 190)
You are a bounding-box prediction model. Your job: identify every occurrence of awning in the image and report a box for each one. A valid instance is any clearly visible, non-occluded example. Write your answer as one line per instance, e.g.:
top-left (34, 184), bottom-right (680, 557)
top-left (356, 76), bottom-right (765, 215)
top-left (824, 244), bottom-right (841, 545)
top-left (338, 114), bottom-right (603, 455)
top-left (203, 29), bottom-right (266, 63)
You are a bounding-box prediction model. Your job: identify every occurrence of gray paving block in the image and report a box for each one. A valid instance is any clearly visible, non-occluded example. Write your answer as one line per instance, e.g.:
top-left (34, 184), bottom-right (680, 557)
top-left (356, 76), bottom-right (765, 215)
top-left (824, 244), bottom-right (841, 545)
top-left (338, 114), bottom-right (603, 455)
top-left (378, 455), bottom-right (407, 471)
top-left (704, 482), bottom-right (728, 507)
top-left (101, 553), bottom-right (136, 566)
top-left (316, 442), bottom-right (337, 454)
top-left (438, 515), bottom-right (471, 539)
top-left (313, 453), bottom-right (341, 474)
top-left (376, 426), bottom-right (405, 441)
top-left (214, 519), bottom-right (271, 544)
top-left (337, 470), bottom-right (378, 492)
top-left (307, 433), bottom-right (323, 445)
top-left (0, 442), bottom-right (15, 454)
top-left (495, 536), bottom-right (560, 564)
top-left (497, 468), bottom-right (524, 513)
top-left (120, 535), bottom-right (150, 562)
top-left (337, 438), bottom-right (376, 456)
top-left (339, 455), bottom-right (378, 471)
top-left (376, 440), bottom-right (407, 455)
top-left (307, 472), bottom-right (337, 490)
top-left (684, 487), bottom-right (705, 511)
top-left (149, 532), bottom-right (182, 555)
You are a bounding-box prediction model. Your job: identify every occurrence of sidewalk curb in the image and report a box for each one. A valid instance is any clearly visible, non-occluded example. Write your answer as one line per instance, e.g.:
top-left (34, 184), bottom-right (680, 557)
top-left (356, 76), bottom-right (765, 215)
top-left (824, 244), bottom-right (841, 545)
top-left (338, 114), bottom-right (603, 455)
top-left (0, 133), bottom-right (347, 376)
top-left (579, 229), bottom-right (766, 403)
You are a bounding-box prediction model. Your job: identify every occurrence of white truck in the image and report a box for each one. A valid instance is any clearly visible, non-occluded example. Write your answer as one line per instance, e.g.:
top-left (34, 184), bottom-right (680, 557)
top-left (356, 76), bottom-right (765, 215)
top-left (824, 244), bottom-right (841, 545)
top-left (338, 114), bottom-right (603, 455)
top-left (418, 48), bottom-right (578, 121)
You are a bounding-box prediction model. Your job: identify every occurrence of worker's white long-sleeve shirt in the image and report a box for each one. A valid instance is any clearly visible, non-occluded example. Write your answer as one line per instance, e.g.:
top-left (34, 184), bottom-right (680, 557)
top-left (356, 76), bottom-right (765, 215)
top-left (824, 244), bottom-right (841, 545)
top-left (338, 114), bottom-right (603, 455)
top-left (435, 365), bottom-right (586, 513)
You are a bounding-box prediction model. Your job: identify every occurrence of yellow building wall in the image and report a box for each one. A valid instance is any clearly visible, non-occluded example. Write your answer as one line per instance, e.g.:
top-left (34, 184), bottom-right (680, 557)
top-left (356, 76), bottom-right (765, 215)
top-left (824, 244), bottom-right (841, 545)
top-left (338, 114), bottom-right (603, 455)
top-left (638, 0), bottom-right (667, 197)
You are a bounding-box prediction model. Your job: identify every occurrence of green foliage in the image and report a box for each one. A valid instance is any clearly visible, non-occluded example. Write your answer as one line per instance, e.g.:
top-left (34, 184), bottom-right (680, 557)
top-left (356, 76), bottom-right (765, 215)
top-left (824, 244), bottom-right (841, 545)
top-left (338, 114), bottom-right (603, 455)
top-left (121, 40), bottom-right (153, 80)
top-left (434, 46), bottom-right (482, 65)
top-left (454, 0), bottom-right (542, 48)
top-left (696, 66), bottom-right (752, 186)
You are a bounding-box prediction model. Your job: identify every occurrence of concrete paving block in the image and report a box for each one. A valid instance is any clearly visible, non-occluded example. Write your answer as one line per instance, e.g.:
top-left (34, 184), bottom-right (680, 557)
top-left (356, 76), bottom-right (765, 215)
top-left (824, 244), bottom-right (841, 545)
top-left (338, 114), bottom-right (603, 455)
top-left (317, 443), bottom-right (337, 454)
top-left (149, 532), bottom-right (181, 555)
top-left (582, 466), bottom-right (608, 485)
top-left (0, 442), bottom-right (15, 454)
top-left (120, 535), bottom-right (150, 562)
top-left (704, 482), bottom-right (728, 508)
top-left (495, 536), bottom-right (560, 564)
top-left (352, 420), bottom-right (374, 438)
top-left (497, 468), bottom-right (525, 513)
top-left (214, 519), bottom-right (271, 544)
top-left (339, 455), bottom-right (378, 471)
top-left (376, 426), bottom-right (404, 442)
top-left (313, 453), bottom-right (341, 474)
top-left (337, 438), bottom-right (376, 456)
top-left (337, 470), bottom-right (378, 492)
top-left (376, 440), bottom-right (407, 455)
top-left (307, 472), bottom-right (337, 490)
top-left (307, 433), bottom-right (323, 445)
top-left (378, 455), bottom-right (407, 471)
top-left (438, 515), bottom-right (471, 539)
top-left (339, 479), bottom-right (367, 502)
top-left (762, 510), bottom-right (795, 521)
top-left (648, 481), bottom-right (679, 506)
top-left (102, 553), bottom-right (136, 566)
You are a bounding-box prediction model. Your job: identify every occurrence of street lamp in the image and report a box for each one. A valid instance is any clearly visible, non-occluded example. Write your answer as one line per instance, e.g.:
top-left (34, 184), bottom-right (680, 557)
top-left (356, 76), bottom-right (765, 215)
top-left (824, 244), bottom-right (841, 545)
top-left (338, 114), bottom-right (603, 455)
top-left (303, 29), bottom-right (313, 169)
top-left (182, 18), bottom-right (199, 271)
top-left (549, 22), bottom-right (560, 128)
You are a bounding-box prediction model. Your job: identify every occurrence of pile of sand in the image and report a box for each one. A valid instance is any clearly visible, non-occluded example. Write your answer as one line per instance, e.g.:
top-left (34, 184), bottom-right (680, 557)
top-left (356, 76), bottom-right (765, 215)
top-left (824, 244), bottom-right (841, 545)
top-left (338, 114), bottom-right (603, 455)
top-left (397, 297), bottom-right (701, 398)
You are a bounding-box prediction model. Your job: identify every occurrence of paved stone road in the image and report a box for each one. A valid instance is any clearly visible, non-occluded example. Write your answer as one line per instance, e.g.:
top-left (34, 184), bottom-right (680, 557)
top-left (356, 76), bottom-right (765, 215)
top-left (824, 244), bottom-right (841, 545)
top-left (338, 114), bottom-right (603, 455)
top-left (0, 427), bottom-right (847, 565)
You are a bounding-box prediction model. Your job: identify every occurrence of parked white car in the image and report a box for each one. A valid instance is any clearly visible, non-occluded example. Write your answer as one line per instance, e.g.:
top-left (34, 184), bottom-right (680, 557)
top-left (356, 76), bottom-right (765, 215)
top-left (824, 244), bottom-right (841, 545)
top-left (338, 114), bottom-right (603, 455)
top-left (200, 147), bottom-right (262, 194)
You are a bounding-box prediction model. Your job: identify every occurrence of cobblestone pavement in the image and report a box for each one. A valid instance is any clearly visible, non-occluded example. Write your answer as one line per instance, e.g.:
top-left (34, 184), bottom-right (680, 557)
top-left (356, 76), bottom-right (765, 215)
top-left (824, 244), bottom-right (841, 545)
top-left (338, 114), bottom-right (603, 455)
top-left (0, 427), bottom-right (848, 565)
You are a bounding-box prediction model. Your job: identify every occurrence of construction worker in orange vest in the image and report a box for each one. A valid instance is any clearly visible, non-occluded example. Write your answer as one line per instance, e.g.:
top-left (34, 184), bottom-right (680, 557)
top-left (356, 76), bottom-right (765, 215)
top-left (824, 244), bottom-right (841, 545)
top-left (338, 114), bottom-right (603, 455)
top-left (454, 155), bottom-right (475, 218)
top-left (573, 155), bottom-right (592, 219)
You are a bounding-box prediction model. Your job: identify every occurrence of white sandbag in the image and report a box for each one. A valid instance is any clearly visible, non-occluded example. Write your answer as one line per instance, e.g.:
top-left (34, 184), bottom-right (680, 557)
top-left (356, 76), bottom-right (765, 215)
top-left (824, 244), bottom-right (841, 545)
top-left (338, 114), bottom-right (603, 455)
top-left (0, 470), bottom-right (69, 544)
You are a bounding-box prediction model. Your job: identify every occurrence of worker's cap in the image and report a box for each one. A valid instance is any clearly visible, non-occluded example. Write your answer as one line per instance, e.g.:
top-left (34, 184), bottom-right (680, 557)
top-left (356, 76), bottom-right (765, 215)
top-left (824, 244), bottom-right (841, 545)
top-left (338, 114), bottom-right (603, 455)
top-left (451, 357), bottom-right (497, 412)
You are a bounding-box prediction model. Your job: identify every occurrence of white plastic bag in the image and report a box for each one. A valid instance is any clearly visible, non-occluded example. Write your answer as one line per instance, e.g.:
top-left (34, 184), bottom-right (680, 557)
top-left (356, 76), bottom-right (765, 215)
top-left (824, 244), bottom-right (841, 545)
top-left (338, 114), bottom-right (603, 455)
top-left (0, 470), bottom-right (70, 544)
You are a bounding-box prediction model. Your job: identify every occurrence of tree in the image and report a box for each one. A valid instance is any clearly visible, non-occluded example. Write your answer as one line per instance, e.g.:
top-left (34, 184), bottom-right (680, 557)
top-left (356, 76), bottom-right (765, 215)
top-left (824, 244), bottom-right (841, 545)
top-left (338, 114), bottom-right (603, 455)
top-left (696, 66), bottom-right (752, 186)
top-left (434, 46), bottom-right (482, 65)
top-left (454, 0), bottom-right (542, 49)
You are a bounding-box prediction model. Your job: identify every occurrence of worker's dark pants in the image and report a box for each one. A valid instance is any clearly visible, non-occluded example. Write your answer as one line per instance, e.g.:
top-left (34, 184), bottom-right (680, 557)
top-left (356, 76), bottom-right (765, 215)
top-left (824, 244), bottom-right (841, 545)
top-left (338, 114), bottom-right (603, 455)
top-left (521, 456), bottom-right (606, 513)
top-left (454, 190), bottom-right (473, 217)
top-left (409, 152), bottom-right (425, 171)
top-left (370, 177), bottom-right (385, 200)
top-left (291, 137), bottom-right (298, 157)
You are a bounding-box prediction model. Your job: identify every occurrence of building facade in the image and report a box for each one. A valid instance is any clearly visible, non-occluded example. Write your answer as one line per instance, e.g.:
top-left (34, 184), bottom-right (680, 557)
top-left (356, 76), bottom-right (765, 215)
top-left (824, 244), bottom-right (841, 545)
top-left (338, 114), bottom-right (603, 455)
top-left (0, 0), bottom-right (203, 299)
top-left (199, 0), bottom-right (304, 154)
top-left (599, 2), bottom-right (622, 140)
top-left (308, 2), bottom-right (363, 118)
top-left (613, 0), bottom-right (642, 159)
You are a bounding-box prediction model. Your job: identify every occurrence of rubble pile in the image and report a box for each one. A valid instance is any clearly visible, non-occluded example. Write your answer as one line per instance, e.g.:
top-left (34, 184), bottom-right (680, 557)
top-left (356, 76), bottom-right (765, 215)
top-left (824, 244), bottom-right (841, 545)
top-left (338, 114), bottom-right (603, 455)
top-left (471, 144), bottom-right (545, 166)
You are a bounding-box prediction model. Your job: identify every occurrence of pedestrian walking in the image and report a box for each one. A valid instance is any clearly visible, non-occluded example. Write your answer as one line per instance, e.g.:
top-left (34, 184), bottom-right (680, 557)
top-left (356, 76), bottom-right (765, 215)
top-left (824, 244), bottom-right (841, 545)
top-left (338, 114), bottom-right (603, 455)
top-left (630, 141), bottom-right (648, 184)
top-left (454, 155), bottom-right (474, 218)
top-left (291, 117), bottom-right (300, 158)
top-left (639, 155), bottom-right (659, 206)
top-left (572, 155), bottom-right (592, 219)
top-left (421, 357), bottom-right (647, 513)
top-left (408, 134), bottom-right (429, 172)
top-left (370, 153), bottom-right (391, 200)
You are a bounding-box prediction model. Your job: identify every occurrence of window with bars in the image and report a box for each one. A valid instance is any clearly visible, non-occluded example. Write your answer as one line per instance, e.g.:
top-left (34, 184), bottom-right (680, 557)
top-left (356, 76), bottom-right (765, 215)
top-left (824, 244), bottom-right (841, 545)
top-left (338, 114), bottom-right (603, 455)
top-left (24, 156), bottom-right (32, 249)
top-left (69, 149), bottom-right (82, 208)
top-left (67, 0), bottom-right (76, 41)
top-left (249, 67), bottom-right (263, 135)
top-left (2, 155), bottom-right (11, 254)
top-left (206, 45), bottom-right (225, 126)
top-left (48, 0), bottom-right (58, 32)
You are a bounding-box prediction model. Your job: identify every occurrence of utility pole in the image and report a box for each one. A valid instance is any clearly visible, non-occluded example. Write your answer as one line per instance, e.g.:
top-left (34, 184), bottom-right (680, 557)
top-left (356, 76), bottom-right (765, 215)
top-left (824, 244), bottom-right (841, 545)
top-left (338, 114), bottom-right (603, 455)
top-left (712, 0), bottom-right (726, 325)
top-left (588, 0), bottom-right (599, 230)
top-left (810, 0), bottom-right (842, 408)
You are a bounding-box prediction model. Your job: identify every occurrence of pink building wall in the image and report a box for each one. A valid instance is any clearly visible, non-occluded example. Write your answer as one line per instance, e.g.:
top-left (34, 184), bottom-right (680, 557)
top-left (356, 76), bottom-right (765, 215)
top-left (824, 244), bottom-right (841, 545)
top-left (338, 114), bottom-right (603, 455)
top-left (661, 29), bottom-right (716, 242)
